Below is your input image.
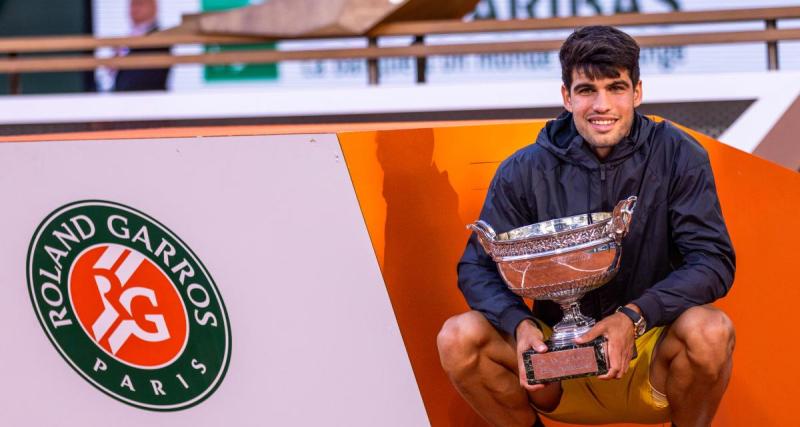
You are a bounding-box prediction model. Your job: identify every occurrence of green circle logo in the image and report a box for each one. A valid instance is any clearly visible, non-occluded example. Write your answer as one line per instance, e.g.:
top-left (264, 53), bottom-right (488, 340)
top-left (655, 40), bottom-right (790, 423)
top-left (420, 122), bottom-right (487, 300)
top-left (27, 201), bottom-right (231, 411)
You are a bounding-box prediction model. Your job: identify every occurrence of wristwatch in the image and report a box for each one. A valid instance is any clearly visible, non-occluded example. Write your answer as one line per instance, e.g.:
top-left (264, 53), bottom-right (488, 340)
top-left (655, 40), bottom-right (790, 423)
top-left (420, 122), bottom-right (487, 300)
top-left (616, 306), bottom-right (646, 338)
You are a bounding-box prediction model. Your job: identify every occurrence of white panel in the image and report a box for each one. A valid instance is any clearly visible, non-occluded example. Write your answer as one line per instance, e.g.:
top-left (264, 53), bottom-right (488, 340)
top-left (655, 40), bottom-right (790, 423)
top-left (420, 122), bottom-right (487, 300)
top-left (3, 70), bottom-right (800, 155)
top-left (0, 134), bottom-right (429, 426)
top-left (5, 70), bottom-right (799, 123)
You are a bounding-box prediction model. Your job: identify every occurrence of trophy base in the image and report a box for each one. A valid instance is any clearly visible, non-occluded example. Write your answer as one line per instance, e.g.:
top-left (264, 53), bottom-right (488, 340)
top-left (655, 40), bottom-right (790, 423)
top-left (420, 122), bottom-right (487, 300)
top-left (523, 336), bottom-right (608, 385)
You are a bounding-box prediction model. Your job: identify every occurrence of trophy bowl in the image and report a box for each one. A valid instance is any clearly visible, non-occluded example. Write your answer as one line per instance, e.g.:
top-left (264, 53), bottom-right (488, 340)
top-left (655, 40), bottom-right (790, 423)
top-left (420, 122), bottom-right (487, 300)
top-left (468, 196), bottom-right (636, 384)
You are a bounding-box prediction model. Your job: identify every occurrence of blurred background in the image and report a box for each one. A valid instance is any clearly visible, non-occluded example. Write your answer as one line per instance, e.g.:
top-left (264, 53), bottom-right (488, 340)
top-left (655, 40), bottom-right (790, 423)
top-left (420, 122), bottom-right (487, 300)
top-left (2, 0), bottom-right (799, 93)
top-left (1, 0), bottom-right (799, 170)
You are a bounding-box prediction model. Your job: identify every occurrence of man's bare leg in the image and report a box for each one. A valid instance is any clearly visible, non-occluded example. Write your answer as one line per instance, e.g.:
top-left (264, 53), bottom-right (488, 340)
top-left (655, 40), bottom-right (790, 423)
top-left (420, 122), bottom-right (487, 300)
top-left (650, 305), bottom-right (735, 426)
top-left (437, 311), bottom-right (561, 427)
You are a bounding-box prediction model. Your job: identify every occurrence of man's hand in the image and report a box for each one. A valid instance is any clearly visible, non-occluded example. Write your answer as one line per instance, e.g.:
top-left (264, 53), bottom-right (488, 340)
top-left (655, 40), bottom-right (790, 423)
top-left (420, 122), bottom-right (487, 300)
top-left (515, 319), bottom-right (549, 391)
top-left (574, 306), bottom-right (638, 380)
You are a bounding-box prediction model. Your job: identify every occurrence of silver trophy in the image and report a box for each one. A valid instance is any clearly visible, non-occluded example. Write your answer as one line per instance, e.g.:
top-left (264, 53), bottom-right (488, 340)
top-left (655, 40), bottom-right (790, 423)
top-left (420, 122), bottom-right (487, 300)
top-left (468, 196), bottom-right (636, 384)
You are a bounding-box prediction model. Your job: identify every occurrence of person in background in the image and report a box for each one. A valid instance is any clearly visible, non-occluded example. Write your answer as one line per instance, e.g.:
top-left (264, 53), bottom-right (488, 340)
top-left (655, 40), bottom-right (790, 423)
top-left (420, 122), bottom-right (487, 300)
top-left (111, 0), bottom-right (170, 92)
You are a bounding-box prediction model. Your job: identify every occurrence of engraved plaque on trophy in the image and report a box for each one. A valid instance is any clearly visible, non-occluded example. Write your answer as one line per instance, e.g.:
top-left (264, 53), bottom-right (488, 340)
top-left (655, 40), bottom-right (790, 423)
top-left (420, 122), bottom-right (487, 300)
top-left (468, 197), bottom-right (636, 384)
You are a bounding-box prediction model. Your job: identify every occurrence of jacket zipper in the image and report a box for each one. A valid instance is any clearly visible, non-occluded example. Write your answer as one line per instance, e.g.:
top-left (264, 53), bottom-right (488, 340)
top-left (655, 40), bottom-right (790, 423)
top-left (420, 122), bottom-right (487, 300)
top-left (596, 163), bottom-right (610, 318)
top-left (599, 164), bottom-right (608, 211)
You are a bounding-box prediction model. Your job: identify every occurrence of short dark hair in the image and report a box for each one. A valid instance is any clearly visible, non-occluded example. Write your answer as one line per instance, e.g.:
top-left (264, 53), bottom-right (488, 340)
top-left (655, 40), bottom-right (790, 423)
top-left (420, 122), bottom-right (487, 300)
top-left (559, 26), bottom-right (640, 90)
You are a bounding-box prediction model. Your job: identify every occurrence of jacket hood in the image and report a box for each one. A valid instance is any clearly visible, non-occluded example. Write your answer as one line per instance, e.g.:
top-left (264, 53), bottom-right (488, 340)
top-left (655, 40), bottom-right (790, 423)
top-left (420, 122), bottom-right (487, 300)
top-left (536, 110), bottom-right (651, 169)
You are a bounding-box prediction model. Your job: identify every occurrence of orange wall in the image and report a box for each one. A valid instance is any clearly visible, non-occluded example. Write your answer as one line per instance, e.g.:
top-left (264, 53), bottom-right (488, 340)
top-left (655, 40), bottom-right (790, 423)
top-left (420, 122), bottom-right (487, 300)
top-left (339, 121), bottom-right (800, 426)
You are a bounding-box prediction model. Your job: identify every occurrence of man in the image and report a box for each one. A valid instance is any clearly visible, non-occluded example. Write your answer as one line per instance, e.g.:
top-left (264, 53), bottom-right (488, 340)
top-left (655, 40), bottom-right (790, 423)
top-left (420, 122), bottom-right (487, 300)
top-left (437, 26), bottom-right (735, 426)
top-left (112, 0), bottom-right (170, 92)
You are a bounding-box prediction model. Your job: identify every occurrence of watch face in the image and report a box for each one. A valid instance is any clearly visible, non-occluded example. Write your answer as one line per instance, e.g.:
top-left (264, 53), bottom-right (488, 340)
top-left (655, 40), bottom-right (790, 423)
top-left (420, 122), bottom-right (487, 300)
top-left (635, 320), bottom-right (646, 337)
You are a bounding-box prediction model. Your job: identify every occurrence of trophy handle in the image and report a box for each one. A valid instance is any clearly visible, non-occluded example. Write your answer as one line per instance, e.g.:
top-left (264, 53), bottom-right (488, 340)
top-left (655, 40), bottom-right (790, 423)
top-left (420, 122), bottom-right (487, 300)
top-left (608, 196), bottom-right (637, 243)
top-left (467, 220), bottom-right (497, 253)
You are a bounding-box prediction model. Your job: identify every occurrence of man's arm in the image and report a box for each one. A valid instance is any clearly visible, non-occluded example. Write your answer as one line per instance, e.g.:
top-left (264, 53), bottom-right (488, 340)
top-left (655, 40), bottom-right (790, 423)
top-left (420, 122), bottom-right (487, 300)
top-left (631, 142), bottom-right (735, 329)
top-left (458, 155), bottom-right (538, 337)
top-left (579, 133), bottom-right (735, 380)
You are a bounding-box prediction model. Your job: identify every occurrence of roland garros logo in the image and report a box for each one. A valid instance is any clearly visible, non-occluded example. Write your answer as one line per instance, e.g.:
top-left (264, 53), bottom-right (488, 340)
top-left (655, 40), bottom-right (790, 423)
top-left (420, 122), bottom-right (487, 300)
top-left (27, 201), bottom-right (231, 411)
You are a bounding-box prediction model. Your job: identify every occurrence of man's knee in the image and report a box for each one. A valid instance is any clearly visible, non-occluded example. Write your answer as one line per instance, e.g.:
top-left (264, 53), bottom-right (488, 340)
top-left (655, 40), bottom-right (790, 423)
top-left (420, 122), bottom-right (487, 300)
top-left (673, 306), bottom-right (735, 379)
top-left (437, 311), bottom-right (494, 374)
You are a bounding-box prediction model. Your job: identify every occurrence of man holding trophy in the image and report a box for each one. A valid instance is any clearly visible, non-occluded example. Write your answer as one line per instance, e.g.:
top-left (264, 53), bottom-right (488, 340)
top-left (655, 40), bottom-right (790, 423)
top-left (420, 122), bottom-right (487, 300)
top-left (438, 26), bottom-right (735, 426)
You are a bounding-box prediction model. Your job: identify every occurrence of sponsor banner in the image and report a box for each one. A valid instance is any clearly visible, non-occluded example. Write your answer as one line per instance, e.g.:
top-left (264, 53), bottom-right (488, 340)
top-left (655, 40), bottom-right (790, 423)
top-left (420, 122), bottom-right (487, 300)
top-left (0, 134), bottom-right (428, 425)
top-left (28, 200), bottom-right (230, 411)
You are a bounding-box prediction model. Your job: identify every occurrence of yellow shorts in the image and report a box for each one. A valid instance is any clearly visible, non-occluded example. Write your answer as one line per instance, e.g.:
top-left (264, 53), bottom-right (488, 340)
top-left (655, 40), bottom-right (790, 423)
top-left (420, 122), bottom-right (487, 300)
top-left (534, 323), bottom-right (670, 424)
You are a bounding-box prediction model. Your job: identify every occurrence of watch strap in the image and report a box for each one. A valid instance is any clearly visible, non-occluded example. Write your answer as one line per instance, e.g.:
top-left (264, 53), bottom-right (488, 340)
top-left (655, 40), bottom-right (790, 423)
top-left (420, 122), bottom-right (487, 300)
top-left (616, 306), bottom-right (646, 338)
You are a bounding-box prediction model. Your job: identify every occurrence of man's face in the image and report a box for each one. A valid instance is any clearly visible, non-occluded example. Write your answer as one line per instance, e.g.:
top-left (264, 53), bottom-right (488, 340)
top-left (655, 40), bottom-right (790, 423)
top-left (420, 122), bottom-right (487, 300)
top-left (130, 0), bottom-right (157, 25)
top-left (561, 68), bottom-right (642, 159)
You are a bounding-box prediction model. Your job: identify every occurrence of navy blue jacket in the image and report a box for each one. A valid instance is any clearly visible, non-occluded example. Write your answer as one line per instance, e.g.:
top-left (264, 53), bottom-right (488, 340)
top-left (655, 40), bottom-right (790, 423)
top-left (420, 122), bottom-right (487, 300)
top-left (114, 66), bottom-right (169, 92)
top-left (458, 112), bottom-right (735, 336)
top-left (113, 26), bottom-right (170, 92)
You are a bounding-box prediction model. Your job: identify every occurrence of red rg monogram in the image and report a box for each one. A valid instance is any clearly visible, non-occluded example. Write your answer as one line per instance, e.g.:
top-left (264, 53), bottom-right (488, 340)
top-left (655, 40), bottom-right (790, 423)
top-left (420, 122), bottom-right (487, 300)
top-left (70, 244), bottom-right (188, 368)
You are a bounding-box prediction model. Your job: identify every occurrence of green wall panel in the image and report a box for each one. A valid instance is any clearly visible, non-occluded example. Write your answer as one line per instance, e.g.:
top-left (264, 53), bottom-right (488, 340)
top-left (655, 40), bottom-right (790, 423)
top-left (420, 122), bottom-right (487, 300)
top-left (0, 0), bottom-right (92, 95)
